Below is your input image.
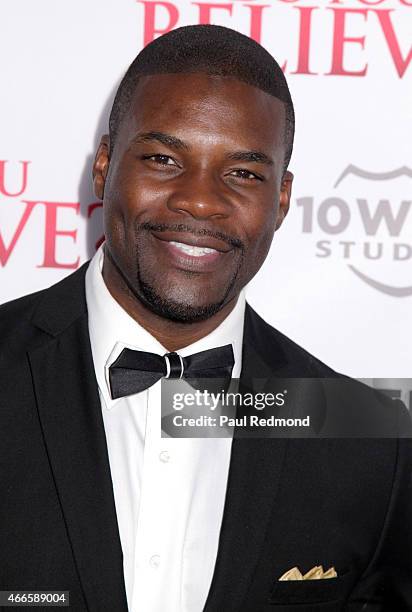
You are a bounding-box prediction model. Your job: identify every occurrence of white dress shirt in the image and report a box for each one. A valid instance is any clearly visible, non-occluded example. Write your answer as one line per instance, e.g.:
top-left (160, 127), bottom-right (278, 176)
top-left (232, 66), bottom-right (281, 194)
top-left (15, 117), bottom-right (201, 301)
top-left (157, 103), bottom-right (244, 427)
top-left (85, 245), bottom-right (245, 612)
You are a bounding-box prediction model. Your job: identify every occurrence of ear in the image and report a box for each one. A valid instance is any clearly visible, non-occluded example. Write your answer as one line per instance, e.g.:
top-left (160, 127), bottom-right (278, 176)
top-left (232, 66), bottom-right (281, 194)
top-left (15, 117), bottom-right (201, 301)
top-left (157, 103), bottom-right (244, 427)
top-left (275, 170), bottom-right (293, 231)
top-left (93, 134), bottom-right (110, 200)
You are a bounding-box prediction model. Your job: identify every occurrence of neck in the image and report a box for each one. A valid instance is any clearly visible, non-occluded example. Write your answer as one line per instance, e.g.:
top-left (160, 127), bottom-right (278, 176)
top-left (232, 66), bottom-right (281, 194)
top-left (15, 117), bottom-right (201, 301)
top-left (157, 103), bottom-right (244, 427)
top-left (102, 254), bottom-right (239, 352)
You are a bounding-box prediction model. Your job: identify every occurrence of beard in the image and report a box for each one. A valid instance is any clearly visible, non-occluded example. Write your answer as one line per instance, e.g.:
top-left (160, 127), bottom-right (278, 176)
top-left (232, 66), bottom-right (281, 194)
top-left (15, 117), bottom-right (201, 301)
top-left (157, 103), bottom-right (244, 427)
top-left (128, 221), bottom-right (245, 324)
top-left (136, 271), bottom-right (235, 323)
top-left (105, 220), bottom-right (245, 323)
top-left (133, 222), bottom-right (244, 322)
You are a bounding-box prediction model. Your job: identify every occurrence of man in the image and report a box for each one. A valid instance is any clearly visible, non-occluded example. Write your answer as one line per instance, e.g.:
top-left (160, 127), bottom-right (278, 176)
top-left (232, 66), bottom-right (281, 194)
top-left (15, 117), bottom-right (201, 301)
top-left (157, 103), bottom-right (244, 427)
top-left (0, 24), bottom-right (411, 612)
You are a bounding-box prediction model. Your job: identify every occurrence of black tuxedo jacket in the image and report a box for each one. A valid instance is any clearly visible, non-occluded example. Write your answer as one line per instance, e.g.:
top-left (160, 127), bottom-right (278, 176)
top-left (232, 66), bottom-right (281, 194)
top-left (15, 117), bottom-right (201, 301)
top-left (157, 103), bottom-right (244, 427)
top-left (1, 263), bottom-right (411, 612)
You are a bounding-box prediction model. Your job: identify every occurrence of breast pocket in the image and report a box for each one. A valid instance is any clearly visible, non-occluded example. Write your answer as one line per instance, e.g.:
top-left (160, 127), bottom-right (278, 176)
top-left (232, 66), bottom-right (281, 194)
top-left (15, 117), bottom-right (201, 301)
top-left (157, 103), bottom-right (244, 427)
top-left (265, 569), bottom-right (353, 611)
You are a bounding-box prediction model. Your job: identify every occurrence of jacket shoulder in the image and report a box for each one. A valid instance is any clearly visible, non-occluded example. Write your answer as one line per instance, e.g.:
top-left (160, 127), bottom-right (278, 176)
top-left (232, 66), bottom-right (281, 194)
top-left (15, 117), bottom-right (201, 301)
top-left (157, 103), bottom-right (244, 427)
top-left (245, 304), bottom-right (338, 378)
top-left (0, 288), bottom-right (48, 359)
top-left (245, 305), bottom-right (409, 424)
top-left (269, 323), bottom-right (337, 376)
top-left (0, 264), bottom-right (89, 363)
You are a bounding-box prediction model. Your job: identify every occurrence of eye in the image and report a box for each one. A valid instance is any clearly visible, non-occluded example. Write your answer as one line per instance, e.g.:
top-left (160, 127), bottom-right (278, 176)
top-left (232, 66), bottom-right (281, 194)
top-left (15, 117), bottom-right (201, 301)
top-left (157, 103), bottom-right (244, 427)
top-left (142, 154), bottom-right (179, 167)
top-left (229, 168), bottom-right (263, 181)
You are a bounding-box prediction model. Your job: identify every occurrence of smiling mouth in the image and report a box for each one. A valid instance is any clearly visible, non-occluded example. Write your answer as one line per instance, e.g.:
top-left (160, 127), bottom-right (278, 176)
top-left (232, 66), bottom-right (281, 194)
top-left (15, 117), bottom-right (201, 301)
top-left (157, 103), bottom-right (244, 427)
top-left (150, 232), bottom-right (234, 272)
top-left (150, 228), bottom-right (234, 255)
top-left (168, 240), bottom-right (219, 257)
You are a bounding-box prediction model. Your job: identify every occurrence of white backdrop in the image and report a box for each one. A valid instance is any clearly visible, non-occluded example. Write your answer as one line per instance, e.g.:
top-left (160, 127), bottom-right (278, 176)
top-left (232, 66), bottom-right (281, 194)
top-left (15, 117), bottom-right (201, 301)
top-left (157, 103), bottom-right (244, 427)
top-left (1, 0), bottom-right (411, 377)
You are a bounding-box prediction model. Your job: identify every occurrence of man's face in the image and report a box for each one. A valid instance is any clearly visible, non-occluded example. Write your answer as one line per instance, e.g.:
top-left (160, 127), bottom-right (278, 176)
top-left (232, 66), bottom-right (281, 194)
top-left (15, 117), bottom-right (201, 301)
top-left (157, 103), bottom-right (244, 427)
top-left (94, 72), bottom-right (292, 322)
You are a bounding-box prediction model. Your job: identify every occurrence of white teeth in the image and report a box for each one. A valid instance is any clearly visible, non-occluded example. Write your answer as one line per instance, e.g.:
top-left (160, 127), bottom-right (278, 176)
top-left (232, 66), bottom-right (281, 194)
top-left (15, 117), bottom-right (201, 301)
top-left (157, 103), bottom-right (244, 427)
top-left (169, 241), bottom-right (218, 257)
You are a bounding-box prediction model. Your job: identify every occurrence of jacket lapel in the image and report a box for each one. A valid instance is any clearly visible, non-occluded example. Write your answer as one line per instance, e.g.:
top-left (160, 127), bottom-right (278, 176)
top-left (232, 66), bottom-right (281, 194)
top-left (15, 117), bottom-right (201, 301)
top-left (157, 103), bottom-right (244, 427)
top-left (28, 265), bottom-right (128, 612)
top-left (204, 305), bottom-right (293, 612)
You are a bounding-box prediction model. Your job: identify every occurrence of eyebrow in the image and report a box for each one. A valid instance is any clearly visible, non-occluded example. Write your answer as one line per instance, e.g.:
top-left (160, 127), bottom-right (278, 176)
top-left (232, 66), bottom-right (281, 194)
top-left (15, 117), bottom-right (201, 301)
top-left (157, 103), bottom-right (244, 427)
top-left (225, 150), bottom-right (274, 166)
top-left (130, 131), bottom-right (190, 151)
top-left (131, 131), bottom-right (274, 166)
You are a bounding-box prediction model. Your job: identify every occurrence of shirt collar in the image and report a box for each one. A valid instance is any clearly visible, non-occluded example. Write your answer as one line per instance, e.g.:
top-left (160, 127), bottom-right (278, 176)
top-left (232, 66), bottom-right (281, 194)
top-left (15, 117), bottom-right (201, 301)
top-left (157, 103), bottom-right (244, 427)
top-left (85, 244), bottom-right (245, 408)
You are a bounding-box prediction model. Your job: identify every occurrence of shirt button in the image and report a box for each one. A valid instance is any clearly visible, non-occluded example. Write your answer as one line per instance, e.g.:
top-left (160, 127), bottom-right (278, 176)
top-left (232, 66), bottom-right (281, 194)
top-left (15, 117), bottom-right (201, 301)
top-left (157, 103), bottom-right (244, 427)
top-left (149, 554), bottom-right (161, 569)
top-left (159, 450), bottom-right (170, 463)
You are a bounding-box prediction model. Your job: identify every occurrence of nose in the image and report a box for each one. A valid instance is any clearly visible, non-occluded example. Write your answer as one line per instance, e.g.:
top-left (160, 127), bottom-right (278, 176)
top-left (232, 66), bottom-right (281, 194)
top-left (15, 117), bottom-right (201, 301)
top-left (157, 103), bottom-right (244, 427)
top-left (166, 170), bottom-right (231, 220)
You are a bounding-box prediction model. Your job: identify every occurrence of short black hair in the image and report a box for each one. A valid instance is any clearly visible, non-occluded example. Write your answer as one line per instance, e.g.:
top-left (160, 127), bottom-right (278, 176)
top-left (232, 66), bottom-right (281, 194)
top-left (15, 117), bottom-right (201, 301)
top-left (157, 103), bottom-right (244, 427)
top-left (109, 24), bottom-right (295, 173)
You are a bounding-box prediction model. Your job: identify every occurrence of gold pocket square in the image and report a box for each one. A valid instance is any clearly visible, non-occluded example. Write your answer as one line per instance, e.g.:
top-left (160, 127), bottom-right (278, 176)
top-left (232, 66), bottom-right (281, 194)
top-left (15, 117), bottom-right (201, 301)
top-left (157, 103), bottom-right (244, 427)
top-left (279, 565), bottom-right (337, 581)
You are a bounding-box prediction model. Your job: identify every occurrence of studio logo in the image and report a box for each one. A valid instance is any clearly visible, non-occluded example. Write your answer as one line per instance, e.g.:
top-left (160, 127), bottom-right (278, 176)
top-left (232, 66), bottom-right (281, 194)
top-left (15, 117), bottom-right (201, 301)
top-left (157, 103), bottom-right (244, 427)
top-left (296, 165), bottom-right (412, 297)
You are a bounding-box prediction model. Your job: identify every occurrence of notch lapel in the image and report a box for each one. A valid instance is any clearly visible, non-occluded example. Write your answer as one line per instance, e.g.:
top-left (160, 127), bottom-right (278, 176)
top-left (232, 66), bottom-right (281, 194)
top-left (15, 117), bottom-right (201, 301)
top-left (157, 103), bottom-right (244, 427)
top-left (204, 305), bottom-right (291, 612)
top-left (28, 266), bottom-right (128, 612)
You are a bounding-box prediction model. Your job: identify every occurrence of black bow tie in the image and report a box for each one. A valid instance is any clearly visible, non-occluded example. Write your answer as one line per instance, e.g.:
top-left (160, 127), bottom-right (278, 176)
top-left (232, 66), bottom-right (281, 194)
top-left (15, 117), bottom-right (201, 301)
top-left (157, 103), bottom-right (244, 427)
top-left (109, 344), bottom-right (235, 400)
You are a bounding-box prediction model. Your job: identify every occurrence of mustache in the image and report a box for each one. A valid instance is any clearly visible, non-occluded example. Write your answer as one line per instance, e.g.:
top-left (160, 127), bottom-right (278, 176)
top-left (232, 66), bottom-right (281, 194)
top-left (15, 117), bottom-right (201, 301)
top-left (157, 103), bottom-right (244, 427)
top-left (137, 221), bottom-right (245, 250)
